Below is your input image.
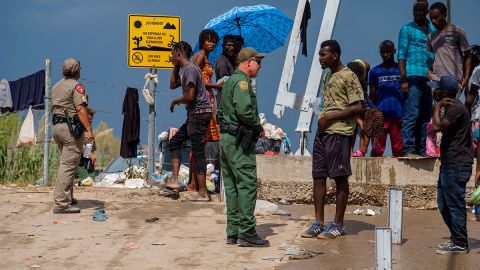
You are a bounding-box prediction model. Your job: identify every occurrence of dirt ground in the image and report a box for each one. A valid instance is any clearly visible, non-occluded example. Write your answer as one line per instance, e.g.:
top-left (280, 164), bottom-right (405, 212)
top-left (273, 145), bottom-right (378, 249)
top-left (0, 185), bottom-right (479, 270)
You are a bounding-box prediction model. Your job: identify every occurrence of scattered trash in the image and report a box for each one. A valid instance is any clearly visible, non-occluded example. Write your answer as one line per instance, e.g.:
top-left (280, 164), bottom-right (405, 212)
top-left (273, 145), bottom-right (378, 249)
top-left (145, 217), bottom-right (159, 223)
top-left (206, 180), bottom-right (215, 192)
top-left (255, 200), bottom-right (291, 216)
top-left (92, 208), bottom-right (108, 222)
top-left (124, 178), bottom-right (146, 189)
top-left (278, 199), bottom-right (292, 205)
top-left (285, 246), bottom-right (300, 256)
top-left (52, 220), bottom-right (59, 224)
top-left (125, 242), bottom-right (140, 249)
top-left (353, 209), bottom-right (365, 215)
top-left (272, 208), bottom-right (291, 216)
top-left (29, 265), bottom-right (41, 268)
top-left (152, 242), bottom-right (166, 246)
top-left (32, 224), bottom-right (42, 227)
top-left (288, 250), bottom-right (322, 260)
top-left (353, 208), bottom-right (382, 216)
top-left (80, 177), bottom-right (93, 186)
top-left (262, 255), bottom-right (282, 261)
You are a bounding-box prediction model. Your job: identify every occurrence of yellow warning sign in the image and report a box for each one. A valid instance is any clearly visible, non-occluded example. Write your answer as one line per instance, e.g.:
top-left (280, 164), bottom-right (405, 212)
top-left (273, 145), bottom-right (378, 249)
top-left (128, 14), bottom-right (181, 69)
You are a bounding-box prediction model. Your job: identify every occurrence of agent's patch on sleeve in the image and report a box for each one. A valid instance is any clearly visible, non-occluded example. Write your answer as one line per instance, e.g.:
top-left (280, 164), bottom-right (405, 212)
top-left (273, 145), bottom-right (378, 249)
top-left (81, 95), bottom-right (88, 103)
top-left (75, 84), bottom-right (85, 94)
top-left (238, 81), bottom-right (249, 91)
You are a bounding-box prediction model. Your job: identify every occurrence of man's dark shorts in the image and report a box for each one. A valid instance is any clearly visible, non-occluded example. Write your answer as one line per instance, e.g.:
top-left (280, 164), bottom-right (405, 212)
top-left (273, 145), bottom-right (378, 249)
top-left (312, 131), bottom-right (352, 179)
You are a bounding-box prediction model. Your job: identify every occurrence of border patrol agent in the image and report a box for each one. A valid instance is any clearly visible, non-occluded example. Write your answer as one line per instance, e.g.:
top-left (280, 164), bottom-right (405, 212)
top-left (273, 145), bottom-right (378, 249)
top-left (51, 58), bottom-right (94, 214)
top-left (218, 48), bottom-right (269, 247)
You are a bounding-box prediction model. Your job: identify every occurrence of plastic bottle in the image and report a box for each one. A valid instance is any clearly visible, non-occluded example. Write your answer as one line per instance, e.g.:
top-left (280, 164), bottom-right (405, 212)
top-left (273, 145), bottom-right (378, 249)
top-left (83, 143), bottom-right (93, 158)
top-left (311, 96), bottom-right (324, 115)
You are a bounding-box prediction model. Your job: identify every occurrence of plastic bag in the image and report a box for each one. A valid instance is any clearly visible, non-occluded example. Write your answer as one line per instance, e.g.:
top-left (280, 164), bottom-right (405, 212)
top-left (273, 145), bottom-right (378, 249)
top-left (470, 185), bottom-right (480, 206)
top-left (16, 106), bottom-right (36, 147)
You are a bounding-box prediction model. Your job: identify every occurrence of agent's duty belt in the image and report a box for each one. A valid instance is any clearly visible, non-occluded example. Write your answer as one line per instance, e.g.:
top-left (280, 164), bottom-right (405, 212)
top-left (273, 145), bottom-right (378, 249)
top-left (220, 123), bottom-right (239, 135)
top-left (52, 115), bottom-right (71, 125)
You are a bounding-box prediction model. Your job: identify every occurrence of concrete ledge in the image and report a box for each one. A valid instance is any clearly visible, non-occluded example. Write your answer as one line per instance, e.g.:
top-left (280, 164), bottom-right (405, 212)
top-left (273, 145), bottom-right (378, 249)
top-left (256, 155), bottom-right (476, 207)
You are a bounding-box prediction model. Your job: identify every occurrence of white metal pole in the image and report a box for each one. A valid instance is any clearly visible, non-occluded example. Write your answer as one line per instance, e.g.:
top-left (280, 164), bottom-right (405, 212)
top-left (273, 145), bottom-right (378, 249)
top-left (273, 0), bottom-right (308, 118)
top-left (388, 188), bottom-right (404, 245)
top-left (375, 227), bottom-right (392, 270)
top-left (296, 0), bottom-right (341, 154)
top-left (42, 59), bottom-right (52, 185)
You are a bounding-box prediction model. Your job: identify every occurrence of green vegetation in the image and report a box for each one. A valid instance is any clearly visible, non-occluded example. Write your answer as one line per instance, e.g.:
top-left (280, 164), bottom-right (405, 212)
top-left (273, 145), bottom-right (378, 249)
top-left (0, 113), bottom-right (120, 185)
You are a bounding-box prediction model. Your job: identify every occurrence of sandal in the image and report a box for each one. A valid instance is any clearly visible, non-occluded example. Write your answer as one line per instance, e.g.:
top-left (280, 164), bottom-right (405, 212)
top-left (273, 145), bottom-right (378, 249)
top-left (165, 180), bottom-right (185, 192)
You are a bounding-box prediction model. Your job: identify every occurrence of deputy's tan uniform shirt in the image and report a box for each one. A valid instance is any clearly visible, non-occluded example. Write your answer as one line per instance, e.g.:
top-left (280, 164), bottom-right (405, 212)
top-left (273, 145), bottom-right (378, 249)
top-left (51, 79), bottom-right (88, 117)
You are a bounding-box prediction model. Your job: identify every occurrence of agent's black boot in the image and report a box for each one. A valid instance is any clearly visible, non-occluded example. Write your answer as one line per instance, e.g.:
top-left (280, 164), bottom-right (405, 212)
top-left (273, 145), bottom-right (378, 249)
top-left (238, 234), bottom-right (270, 247)
top-left (226, 235), bottom-right (238, 245)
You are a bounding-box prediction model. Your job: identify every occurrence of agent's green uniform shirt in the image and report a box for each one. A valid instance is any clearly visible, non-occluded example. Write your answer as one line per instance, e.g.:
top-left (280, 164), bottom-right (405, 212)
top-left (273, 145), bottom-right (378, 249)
top-left (218, 69), bottom-right (262, 237)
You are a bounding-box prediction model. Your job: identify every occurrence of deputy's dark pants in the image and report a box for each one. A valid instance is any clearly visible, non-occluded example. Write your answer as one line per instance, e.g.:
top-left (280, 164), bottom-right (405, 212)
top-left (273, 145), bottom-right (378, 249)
top-left (220, 133), bottom-right (257, 237)
top-left (437, 164), bottom-right (472, 248)
top-left (169, 112), bottom-right (211, 174)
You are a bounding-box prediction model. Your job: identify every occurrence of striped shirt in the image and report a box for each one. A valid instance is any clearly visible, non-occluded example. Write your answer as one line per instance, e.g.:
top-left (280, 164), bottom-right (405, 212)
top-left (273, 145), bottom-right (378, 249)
top-left (397, 21), bottom-right (436, 77)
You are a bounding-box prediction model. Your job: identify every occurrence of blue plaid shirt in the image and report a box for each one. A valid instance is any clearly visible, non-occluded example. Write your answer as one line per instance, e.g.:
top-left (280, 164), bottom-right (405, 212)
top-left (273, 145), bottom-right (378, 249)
top-left (397, 21), bottom-right (436, 77)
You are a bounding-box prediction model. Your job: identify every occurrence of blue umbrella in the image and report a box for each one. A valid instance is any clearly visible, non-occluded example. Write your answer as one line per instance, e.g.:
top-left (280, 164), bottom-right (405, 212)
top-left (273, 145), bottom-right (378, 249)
top-left (197, 4), bottom-right (293, 64)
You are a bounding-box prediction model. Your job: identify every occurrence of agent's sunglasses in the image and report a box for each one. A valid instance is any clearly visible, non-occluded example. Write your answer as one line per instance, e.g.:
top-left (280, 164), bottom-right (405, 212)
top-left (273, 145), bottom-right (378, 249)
top-left (249, 57), bottom-right (262, 65)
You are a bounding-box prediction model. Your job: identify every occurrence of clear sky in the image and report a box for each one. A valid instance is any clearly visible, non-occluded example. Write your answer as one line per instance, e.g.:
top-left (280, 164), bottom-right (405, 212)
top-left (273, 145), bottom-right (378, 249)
top-left (1, 0), bottom-right (479, 154)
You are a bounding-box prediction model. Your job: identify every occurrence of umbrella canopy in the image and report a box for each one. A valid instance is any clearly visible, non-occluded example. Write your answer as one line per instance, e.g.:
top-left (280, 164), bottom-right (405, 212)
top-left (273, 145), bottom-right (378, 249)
top-left (197, 4), bottom-right (293, 64)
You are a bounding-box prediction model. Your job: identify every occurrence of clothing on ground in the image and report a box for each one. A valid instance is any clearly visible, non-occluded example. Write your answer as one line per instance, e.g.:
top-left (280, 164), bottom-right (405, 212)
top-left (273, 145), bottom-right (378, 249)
top-left (120, 87), bottom-right (140, 158)
top-left (9, 70), bottom-right (45, 111)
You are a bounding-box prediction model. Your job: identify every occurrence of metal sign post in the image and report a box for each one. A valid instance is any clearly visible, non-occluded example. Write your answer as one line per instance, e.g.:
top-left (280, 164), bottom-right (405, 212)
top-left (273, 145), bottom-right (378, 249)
top-left (375, 227), bottom-right (392, 270)
top-left (147, 69), bottom-right (157, 177)
top-left (42, 59), bottom-right (52, 185)
top-left (388, 188), bottom-right (404, 245)
top-left (128, 14), bottom-right (181, 177)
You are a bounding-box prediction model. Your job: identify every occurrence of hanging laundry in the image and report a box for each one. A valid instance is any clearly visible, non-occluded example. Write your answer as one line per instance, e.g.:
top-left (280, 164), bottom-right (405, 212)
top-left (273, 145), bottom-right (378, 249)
top-left (9, 70), bottom-right (45, 112)
top-left (120, 87), bottom-right (140, 158)
top-left (300, 0), bottom-right (311, 57)
top-left (0, 79), bottom-right (13, 113)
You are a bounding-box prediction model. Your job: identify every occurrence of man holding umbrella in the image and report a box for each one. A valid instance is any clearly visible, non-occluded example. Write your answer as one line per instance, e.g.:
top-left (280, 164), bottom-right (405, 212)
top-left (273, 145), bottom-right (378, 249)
top-left (218, 48), bottom-right (268, 247)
